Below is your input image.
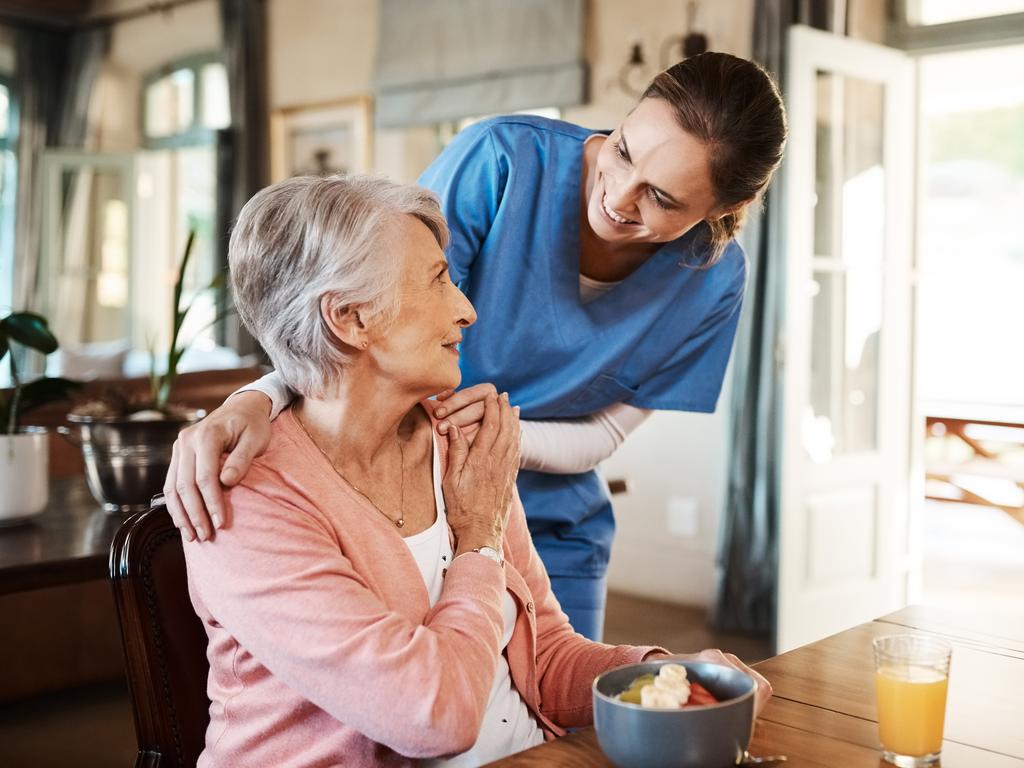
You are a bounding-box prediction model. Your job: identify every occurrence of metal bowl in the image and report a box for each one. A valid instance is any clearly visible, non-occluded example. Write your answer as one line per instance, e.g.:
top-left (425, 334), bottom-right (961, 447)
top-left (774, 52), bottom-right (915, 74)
top-left (593, 659), bottom-right (755, 768)
top-left (60, 410), bottom-right (204, 514)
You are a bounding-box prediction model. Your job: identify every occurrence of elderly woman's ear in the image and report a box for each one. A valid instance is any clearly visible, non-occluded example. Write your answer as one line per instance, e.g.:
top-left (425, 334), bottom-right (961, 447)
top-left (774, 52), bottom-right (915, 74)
top-left (319, 294), bottom-right (369, 350)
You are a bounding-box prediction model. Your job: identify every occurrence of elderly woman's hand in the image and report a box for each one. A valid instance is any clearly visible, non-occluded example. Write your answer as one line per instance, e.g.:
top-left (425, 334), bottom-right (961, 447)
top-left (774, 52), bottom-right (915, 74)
top-left (651, 649), bottom-right (772, 716)
top-left (428, 383), bottom-right (499, 446)
top-left (440, 391), bottom-right (521, 556)
top-left (164, 390), bottom-right (273, 542)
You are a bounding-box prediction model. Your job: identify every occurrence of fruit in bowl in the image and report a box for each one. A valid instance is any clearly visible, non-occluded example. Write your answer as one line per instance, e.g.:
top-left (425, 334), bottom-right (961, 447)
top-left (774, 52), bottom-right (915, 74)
top-left (616, 663), bottom-right (721, 708)
top-left (593, 659), bottom-right (756, 768)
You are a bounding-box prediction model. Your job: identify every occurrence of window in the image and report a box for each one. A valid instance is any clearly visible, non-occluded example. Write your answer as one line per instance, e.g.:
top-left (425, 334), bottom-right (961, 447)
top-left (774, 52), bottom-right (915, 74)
top-left (142, 55), bottom-right (229, 149)
top-left (0, 80), bottom-right (16, 385)
top-left (0, 81), bottom-right (14, 300)
top-left (907, 0), bottom-right (1024, 26)
top-left (134, 54), bottom-right (229, 370)
top-left (916, 44), bottom-right (1024, 407)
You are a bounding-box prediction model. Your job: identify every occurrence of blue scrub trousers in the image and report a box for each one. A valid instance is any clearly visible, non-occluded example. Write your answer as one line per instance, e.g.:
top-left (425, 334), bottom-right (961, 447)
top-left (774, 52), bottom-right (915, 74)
top-left (546, 573), bottom-right (608, 642)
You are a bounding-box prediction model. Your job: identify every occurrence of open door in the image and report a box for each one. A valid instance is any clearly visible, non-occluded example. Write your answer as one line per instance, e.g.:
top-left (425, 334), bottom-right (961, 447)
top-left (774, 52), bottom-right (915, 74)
top-left (777, 26), bottom-right (916, 652)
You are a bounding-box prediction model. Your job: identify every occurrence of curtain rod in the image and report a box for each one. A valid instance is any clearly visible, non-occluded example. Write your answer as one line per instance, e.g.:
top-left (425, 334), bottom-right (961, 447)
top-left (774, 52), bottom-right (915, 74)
top-left (85, 0), bottom-right (212, 28)
top-left (0, 0), bottom-right (213, 31)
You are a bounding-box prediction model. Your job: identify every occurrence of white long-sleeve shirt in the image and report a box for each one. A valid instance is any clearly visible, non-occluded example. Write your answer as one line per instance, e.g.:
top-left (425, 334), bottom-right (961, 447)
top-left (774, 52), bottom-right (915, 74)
top-left (235, 371), bottom-right (650, 476)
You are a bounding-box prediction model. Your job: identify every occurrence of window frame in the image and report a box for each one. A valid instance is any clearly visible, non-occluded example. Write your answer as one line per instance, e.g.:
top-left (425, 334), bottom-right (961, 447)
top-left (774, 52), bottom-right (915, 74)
top-left (140, 52), bottom-right (227, 150)
top-left (889, 1), bottom-right (1024, 53)
top-left (0, 74), bottom-right (17, 320)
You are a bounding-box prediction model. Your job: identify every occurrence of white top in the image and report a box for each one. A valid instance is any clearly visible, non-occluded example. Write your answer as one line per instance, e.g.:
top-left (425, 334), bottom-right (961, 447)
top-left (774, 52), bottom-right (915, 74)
top-left (236, 373), bottom-right (652, 476)
top-left (578, 273), bottom-right (620, 303)
top-left (412, 436), bottom-right (544, 766)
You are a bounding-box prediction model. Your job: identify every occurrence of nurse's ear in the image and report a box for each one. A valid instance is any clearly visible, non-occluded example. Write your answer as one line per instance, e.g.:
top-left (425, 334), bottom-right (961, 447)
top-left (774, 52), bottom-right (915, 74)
top-left (707, 195), bottom-right (756, 223)
top-left (319, 294), bottom-right (370, 351)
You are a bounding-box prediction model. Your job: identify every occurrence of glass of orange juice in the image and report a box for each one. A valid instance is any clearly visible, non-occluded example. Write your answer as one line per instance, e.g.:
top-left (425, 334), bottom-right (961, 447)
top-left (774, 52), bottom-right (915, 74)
top-left (873, 634), bottom-right (952, 767)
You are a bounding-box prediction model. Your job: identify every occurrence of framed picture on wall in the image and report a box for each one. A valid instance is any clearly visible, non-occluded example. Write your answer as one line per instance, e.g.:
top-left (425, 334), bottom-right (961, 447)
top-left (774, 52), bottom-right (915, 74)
top-left (269, 96), bottom-right (373, 181)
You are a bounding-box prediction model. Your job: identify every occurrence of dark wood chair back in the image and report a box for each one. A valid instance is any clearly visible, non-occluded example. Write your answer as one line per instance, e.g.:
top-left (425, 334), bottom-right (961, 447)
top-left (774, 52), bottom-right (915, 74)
top-left (110, 505), bottom-right (210, 768)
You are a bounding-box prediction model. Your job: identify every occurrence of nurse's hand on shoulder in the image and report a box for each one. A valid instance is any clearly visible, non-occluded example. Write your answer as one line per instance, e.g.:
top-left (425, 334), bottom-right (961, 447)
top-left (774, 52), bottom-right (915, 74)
top-left (164, 390), bottom-right (273, 543)
top-left (646, 648), bottom-right (773, 716)
top-left (439, 391), bottom-right (521, 556)
top-left (429, 383), bottom-right (503, 446)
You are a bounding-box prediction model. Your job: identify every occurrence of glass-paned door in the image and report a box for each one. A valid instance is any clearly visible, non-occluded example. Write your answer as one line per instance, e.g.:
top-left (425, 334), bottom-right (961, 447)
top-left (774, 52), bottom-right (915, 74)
top-left (778, 26), bottom-right (916, 652)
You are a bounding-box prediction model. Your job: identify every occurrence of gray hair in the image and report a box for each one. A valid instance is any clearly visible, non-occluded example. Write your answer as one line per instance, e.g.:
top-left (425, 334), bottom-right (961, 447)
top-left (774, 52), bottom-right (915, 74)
top-left (228, 174), bottom-right (449, 398)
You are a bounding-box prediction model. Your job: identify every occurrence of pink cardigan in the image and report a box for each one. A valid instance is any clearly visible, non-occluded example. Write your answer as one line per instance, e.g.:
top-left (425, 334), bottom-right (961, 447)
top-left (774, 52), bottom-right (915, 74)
top-left (184, 407), bottom-right (665, 767)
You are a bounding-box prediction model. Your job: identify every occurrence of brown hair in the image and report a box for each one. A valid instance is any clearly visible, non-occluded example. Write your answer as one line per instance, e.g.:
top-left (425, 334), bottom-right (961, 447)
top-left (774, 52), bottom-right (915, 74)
top-left (643, 52), bottom-right (787, 266)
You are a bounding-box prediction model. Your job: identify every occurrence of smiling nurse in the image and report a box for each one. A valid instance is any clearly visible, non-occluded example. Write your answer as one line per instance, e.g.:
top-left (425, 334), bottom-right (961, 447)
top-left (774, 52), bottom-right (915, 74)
top-left (164, 52), bottom-right (787, 641)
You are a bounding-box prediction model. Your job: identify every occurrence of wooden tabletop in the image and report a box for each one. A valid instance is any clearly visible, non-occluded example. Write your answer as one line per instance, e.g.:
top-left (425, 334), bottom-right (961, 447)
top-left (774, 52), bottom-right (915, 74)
top-left (486, 605), bottom-right (1024, 767)
top-left (0, 477), bottom-right (120, 595)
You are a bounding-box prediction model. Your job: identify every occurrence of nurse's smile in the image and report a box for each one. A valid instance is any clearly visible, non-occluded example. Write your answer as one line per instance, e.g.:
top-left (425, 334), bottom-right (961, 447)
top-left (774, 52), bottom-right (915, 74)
top-left (601, 194), bottom-right (638, 226)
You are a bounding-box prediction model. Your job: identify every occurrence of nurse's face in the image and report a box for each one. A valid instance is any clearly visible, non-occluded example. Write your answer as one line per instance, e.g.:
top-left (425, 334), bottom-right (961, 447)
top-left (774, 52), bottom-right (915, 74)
top-left (367, 215), bottom-right (476, 395)
top-left (586, 97), bottom-right (723, 246)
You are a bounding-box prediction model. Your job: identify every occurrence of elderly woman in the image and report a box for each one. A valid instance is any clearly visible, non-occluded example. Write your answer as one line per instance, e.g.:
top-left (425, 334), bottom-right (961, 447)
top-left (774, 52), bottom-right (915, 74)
top-left (183, 174), bottom-right (769, 767)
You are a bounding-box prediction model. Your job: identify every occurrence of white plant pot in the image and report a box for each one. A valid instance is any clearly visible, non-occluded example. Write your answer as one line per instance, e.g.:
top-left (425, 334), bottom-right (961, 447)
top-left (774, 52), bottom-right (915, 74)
top-left (0, 428), bottom-right (49, 524)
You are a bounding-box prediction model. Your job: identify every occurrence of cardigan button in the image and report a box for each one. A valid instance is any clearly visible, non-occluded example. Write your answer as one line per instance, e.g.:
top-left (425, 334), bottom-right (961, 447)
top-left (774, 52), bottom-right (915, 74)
top-left (526, 601), bottom-right (535, 613)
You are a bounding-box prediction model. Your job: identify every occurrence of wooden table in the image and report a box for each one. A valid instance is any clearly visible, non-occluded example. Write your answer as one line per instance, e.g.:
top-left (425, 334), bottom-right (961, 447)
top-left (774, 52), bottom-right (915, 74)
top-left (924, 410), bottom-right (1024, 524)
top-left (486, 605), bottom-right (1024, 767)
top-left (0, 477), bottom-right (127, 700)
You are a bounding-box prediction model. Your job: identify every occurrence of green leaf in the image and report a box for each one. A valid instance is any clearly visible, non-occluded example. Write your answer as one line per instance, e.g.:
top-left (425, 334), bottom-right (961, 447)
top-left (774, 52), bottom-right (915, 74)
top-left (2, 312), bottom-right (58, 354)
top-left (205, 272), bottom-right (227, 292)
top-left (172, 231), bottom-right (197, 323)
top-left (18, 376), bottom-right (82, 414)
top-left (165, 231), bottom-right (197, 395)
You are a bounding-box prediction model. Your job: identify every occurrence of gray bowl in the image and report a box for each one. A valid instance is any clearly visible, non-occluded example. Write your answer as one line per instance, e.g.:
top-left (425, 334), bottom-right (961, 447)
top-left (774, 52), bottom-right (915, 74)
top-left (593, 659), bottom-right (755, 768)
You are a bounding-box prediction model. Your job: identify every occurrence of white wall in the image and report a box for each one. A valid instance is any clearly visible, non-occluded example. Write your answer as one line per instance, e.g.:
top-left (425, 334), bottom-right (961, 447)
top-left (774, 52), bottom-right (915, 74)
top-left (267, 0), bottom-right (376, 109)
top-left (566, 0), bottom-right (755, 128)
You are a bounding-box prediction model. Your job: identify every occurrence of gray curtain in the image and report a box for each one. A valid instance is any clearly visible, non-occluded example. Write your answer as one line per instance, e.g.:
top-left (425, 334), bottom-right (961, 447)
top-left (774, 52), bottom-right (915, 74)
top-left (374, 0), bottom-right (587, 128)
top-left (711, 0), bottom-right (836, 638)
top-left (219, 0), bottom-right (268, 356)
top-left (12, 24), bottom-right (109, 311)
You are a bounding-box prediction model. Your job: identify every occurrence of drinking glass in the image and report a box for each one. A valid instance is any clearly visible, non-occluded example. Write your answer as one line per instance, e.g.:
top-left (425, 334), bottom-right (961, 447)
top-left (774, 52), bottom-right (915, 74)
top-left (873, 634), bottom-right (953, 767)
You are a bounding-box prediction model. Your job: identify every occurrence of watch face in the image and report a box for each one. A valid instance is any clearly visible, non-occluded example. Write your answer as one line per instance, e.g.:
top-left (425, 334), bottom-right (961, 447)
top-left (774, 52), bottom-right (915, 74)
top-left (475, 546), bottom-right (503, 565)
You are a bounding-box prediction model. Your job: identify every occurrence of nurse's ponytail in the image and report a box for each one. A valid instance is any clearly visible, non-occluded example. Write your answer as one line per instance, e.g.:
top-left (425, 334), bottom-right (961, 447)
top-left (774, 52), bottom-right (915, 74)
top-left (643, 52), bottom-right (787, 266)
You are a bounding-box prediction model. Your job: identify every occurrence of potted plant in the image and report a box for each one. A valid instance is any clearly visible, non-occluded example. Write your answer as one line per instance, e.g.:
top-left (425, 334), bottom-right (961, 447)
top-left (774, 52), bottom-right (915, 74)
top-left (0, 312), bottom-right (80, 523)
top-left (61, 231), bottom-right (222, 513)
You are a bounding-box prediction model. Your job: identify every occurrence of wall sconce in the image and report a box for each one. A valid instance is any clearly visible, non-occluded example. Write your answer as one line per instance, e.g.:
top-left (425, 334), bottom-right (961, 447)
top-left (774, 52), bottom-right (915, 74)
top-left (617, 1), bottom-right (709, 98)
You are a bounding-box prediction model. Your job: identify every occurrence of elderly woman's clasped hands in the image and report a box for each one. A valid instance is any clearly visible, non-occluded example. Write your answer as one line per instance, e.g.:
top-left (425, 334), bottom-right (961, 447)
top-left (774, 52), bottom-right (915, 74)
top-left (439, 391), bottom-right (521, 559)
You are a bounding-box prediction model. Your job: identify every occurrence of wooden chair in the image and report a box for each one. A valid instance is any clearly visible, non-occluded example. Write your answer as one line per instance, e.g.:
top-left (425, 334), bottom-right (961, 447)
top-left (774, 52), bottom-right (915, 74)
top-left (110, 504), bottom-right (210, 768)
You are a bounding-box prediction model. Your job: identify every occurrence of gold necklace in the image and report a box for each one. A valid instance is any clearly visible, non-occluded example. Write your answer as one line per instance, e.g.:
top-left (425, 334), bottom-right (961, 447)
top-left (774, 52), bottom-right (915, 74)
top-left (294, 408), bottom-right (406, 528)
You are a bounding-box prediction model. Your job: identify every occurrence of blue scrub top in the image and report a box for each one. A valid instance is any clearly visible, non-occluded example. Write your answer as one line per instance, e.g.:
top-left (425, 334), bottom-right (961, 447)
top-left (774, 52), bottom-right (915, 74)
top-left (418, 116), bottom-right (747, 578)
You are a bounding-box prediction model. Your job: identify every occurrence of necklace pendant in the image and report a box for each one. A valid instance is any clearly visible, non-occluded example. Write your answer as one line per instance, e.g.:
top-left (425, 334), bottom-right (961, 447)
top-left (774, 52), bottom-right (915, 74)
top-left (396, 517), bottom-right (405, 528)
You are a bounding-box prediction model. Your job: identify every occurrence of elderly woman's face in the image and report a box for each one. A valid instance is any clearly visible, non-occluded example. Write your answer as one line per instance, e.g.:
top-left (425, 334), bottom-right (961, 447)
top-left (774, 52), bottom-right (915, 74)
top-left (367, 215), bottom-right (476, 394)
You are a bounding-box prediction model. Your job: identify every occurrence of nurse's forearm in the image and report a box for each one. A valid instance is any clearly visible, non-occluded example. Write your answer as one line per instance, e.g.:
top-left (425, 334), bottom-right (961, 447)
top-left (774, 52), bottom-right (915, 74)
top-left (519, 402), bottom-right (652, 475)
top-left (232, 370), bottom-right (294, 420)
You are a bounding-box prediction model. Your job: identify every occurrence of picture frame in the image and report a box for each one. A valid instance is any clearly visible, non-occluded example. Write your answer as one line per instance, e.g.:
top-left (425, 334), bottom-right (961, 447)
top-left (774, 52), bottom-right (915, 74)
top-left (269, 96), bottom-right (373, 182)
